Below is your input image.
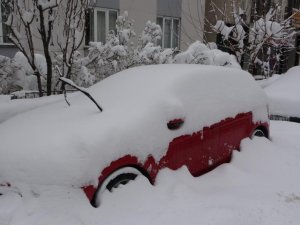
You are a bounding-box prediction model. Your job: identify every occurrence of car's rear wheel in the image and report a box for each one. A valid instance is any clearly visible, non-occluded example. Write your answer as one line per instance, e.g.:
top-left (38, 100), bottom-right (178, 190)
top-left (106, 172), bottom-right (138, 191)
top-left (94, 167), bottom-right (145, 207)
top-left (251, 128), bottom-right (266, 138)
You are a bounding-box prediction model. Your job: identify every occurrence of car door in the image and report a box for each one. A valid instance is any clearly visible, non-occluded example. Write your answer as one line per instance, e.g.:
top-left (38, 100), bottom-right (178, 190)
top-left (164, 132), bottom-right (205, 174)
top-left (211, 113), bottom-right (252, 166)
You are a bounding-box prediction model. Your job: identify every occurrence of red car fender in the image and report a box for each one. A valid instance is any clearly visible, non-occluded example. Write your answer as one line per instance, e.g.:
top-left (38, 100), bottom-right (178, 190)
top-left (82, 154), bottom-right (159, 202)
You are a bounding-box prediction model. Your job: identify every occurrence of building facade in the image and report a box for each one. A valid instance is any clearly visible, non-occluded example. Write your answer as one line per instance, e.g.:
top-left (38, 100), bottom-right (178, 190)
top-left (0, 0), bottom-right (206, 58)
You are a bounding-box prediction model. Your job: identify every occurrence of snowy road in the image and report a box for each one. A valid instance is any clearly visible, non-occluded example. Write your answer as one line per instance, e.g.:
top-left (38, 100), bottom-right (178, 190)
top-left (1, 120), bottom-right (300, 225)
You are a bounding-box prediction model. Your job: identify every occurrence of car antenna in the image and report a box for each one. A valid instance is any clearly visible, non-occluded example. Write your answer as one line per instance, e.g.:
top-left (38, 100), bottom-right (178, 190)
top-left (59, 77), bottom-right (103, 112)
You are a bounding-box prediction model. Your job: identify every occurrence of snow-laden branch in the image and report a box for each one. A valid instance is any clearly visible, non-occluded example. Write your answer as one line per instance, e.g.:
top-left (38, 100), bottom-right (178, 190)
top-left (59, 77), bottom-right (103, 112)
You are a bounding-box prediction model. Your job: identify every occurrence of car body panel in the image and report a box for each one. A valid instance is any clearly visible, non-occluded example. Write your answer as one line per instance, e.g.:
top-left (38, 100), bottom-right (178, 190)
top-left (83, 112), bottom-right (268, 202)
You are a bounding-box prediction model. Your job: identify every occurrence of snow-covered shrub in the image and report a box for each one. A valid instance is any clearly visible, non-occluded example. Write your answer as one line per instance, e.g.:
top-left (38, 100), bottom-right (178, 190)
top-left (85, 12), bottom-right (136, 81)
top-left (134, 20), bottom-right (174, 66)
top-left (13, 52), bottom-right (46, 91)
top-left (135, 43), bottom-right (173, 66)
top-left (85, 13), bottom-right (173, 82)
top-left (86, 35), bottom-right (131, 81)
top-left (140, 21), bottom-right (162, 47)
top-left (174, 41), bottom-right (240, 69)
top-left (116, 11), bottom-right (136, 46)
top-left (0, 55), bottom-right (21, 94)
top-left (0, 52), bottom-right (47, 94)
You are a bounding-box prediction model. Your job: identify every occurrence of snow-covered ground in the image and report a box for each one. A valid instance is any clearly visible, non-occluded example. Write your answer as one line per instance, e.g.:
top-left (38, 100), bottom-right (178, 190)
top-left (0, 120), bottom-right (299, 225)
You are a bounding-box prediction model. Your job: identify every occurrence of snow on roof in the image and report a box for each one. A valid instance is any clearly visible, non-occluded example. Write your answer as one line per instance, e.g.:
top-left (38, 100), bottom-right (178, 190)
top-left (264, 66), bottom-right (300, 117)
top-left (0, 65), bottom-right (268, 187)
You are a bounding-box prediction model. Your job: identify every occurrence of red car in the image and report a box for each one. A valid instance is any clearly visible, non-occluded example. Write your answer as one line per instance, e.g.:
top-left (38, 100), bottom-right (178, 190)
top-left (0, 65), bottom-right (269, 207)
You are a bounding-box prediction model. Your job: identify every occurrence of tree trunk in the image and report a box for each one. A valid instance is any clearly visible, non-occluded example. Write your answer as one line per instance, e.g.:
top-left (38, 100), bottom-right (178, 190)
top-left (38, 5), bottom-right (53, 96)
top-left (33, 70), bottom-right (43, 97)
top-left (45, 48), bottom-right (53, 96)
top-left (37, 73), bottom-right (43, 97)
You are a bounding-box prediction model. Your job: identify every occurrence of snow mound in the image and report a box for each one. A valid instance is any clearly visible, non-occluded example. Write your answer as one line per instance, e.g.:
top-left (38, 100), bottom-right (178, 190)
top-left (264, 66), bottom-right (300, 117)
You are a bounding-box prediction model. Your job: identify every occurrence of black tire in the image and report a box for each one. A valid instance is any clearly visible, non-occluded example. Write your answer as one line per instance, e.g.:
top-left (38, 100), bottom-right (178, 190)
top-left (106, 173), bottom-right (138, 192)
top-left (251, 129), bottom-right (266, 138)
top-left (94, 167), bottom-right (144, 207)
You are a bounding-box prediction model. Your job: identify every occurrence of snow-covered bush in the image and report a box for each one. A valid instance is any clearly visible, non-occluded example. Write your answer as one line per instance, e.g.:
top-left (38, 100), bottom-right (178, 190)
top-left (13, 52), bottom-right (47, 91)
top-left (86, 34), bottom-right (131, 81)
top-left (135, 43), bottom-right (174, 66)
top-left (135, 20), bottom-right (174, 66)
top-left (140, 21), bottom-right (162, 48)
top-left (116, 11), bottom-right (136, 46)
top-left (174, 41), bottom-right (240, 69)
top-left (0, 55), bottom-right (21, 94)
top-left (85, 12), bottom-right (136, 81)
top-left (0, 53), bottom-right (46, 94)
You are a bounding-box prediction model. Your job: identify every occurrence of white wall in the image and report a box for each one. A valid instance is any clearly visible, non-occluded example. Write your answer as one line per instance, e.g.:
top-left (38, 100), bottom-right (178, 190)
top-left (180, 0), bottom-right (205, 50)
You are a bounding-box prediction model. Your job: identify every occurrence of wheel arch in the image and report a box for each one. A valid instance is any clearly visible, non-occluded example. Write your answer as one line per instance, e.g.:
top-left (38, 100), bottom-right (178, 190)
top-left (82, 154), bottom-right (153, 207)
top-left (91, 164), bottom-right (151, 207)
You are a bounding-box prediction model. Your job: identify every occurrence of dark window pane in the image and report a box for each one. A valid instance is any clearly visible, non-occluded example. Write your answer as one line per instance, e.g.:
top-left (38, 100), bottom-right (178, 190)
top-left (157, 17), bottom-right (163, 46)
top-left (97, 11), bottom-right (106, 43)
top-left (164, 18), bottom-right (171, 48)
top-left (85, 9), bottom-right (93, 45)
top-left (172, 19), bottom-right (180, 48)
top-left (2, 24), bottom-right (11, 43)
top-left (109, 10), bottom-right (117, 35)
top-left (1, 1), bottom-right (12, 43)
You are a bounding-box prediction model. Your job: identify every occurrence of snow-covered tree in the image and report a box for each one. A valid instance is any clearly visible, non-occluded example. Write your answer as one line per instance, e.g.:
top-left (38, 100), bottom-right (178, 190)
top-left (54, 0), bottom-right (92, 85)
top-left (210, 0), bottom-right (295, 77)
top-left (1, 0), bottom-right (62, 96)
top-left (1, 0), bottom-right (93, 96)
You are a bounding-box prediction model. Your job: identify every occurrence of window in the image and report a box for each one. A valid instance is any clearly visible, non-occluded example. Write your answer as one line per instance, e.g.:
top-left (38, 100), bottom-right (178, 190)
top-left (86, 8), bottom-right (118, 45)
top-left (157, 17), bottom-right (180, 49)
top-left (0, 1), bottom-right (12, 44)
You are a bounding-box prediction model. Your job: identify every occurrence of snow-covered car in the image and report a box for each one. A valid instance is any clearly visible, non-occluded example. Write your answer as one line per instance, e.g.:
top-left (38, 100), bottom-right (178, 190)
top-left (264, 66), bottom-right (300, 122)
top-left (0, 65), bottom-right (269, 207)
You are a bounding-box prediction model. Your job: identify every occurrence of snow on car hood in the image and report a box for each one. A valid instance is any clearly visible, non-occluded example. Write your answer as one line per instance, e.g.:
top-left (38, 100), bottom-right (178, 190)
top-left (0, 65), bottom-right (268, 187)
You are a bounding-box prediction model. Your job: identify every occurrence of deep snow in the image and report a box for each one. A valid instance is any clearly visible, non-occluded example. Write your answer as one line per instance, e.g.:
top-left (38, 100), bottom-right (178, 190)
top-left (264, 66), bottom-right (300, 118)
top-left (0, 120), bottom-right (300, 225)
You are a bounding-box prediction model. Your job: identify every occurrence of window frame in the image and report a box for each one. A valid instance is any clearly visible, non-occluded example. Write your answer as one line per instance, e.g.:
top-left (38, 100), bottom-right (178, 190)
top-left (92, 7), bottom-right (118, 43)
top-left (0, 6), bottom-right (3, 43)
top-left (0, 2), bottom-right (13, 45)
top-left (157, 16), bottom-right (181, 49)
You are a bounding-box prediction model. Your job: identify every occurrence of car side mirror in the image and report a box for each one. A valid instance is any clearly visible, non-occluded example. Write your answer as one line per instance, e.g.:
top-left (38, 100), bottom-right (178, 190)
top-left (167, 119), bottom-right (184, 130)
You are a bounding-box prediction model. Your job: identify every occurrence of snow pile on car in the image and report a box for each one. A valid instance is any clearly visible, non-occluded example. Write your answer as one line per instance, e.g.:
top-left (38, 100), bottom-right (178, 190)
top-left (0, 65), bottom-right (268, 188)
top-left (264, 66), bottom-right (300, 118)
